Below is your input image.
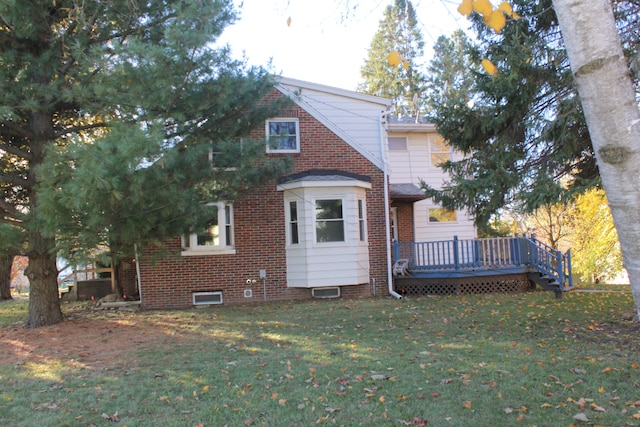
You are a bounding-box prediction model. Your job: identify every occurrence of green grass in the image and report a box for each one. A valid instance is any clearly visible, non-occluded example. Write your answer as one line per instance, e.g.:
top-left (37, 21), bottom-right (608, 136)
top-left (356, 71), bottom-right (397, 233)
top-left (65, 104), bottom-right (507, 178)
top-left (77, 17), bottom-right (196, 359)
top-left (1, 291), bottom-right (639, 426)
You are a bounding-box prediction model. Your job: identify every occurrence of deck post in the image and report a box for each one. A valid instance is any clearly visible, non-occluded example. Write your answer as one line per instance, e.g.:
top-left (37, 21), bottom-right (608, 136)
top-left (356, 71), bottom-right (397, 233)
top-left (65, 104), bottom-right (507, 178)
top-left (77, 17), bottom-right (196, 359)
top-left (453, 235), bottom-right (460, 270)
top-left (556, 249), bottom-right (563, 286)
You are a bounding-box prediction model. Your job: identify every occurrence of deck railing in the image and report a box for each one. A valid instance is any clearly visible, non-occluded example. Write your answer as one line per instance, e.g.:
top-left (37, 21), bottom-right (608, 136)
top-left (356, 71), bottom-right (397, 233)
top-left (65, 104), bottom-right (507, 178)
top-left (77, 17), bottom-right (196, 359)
top-left (393, 234), bottom-right (572, 289)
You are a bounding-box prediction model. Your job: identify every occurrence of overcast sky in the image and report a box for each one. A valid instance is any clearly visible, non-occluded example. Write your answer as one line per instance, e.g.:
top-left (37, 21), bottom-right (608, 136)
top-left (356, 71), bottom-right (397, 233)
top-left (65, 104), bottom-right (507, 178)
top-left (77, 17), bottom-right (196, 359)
top-left (216, 0), bottom-right (470, 91)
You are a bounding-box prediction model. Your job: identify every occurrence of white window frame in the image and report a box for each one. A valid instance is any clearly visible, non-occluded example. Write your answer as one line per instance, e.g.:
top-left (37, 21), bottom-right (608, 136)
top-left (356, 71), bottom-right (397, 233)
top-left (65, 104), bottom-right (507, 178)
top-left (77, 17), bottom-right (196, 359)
top-left (208, 139), bottom-right (242, 171)
top-left (388, 136), bottom-right (408, 151)
top-left (357, 198), bottom-right (367, 242)
top-left (182, 202), bottom-right (236, 256)
top-left (428, 135), bottom-right (453, 169)
top-left (288, 200), bottom-right (300, 245)
top-left (428, 207), bottom-right (458, 224)
top-left (266, 118), bottom-right (300, 153)
top-left (314, 198), bottom-right (346, 244)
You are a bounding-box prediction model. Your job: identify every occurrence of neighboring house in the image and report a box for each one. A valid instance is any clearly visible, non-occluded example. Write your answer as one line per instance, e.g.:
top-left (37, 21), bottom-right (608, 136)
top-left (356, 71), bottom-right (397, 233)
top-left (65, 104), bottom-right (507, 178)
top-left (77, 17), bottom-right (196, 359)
top-left (386, 117), bottom-right (476, 245)
top-left (123, 77), bottom-right (399, 309)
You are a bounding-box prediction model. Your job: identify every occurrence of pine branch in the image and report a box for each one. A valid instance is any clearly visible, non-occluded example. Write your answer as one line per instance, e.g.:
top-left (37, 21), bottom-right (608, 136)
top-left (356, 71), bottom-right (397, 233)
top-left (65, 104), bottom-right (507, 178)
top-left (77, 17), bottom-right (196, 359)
top-left (0, 198), bottom-right (22, 222)
top-left (0, 121), bottom-right (32, 140)
top-left (53, 122), bottom-right (109, 139)
top-left (0, 142), bottom-right (31, 162)
top-left (0, 173), bottom-right (31, 190)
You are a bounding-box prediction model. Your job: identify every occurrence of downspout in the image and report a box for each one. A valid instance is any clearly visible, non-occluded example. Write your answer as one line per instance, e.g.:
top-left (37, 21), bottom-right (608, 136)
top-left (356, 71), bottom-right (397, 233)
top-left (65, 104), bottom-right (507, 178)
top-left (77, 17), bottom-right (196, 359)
top-left (134, 244), bottom-right (143, 305)
top-left (379, 110), bottom-right (403, 299)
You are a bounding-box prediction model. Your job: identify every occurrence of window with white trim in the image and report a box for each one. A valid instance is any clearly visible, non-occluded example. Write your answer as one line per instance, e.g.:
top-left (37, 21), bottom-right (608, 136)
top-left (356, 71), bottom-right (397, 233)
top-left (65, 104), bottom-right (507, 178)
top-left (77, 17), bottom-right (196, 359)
top-left (429, 135), bottom-right (452, 168)
top-left (428, 208), bottom-right (457, 223)
top-left (315, 199), bottom-right (345, 242)
top-left (388, 136), bottom-right (407, 151)
top-left (289, 200), bottom-right (299, 244)
top-left (182, 202), bottom-right (234, 253)
top-left (266, 118), bottom-right (300, 153)
top-left (358, 199), bottom-right (366, 242)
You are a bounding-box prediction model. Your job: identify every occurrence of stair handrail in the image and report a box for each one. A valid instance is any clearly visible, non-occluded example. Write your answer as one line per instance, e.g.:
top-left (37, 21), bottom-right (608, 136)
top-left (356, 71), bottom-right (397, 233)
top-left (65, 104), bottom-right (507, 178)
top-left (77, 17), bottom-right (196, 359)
top-left (523, 235), bottom-right (572, 289)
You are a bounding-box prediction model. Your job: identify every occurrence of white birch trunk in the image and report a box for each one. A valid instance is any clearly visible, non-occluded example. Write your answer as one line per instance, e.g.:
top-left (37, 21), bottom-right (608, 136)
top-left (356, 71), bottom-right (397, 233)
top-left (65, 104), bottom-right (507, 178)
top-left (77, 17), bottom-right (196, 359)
top-left (552, 0), bottom-right (640, 317)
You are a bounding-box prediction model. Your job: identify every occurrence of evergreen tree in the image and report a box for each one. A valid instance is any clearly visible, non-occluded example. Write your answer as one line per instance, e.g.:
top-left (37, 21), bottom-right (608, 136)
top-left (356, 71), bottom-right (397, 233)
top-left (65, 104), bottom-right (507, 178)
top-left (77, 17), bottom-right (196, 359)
top-left (423, 0), bottom-right (639, 228)
top-left (0, 0), bottom-right (289, 327)
top-left (359, 0), bottom-right (426, 117)
top-left (424, 30), bottom-right (477, 119)
top-left (423, 0), bottom-right (600, 227)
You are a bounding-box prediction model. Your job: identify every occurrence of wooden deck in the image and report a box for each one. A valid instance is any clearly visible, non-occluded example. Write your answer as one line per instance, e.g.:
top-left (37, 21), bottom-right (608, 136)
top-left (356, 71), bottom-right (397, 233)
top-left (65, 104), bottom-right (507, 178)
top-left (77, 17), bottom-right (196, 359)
top-left (393, 235), bottom-right (573, 297)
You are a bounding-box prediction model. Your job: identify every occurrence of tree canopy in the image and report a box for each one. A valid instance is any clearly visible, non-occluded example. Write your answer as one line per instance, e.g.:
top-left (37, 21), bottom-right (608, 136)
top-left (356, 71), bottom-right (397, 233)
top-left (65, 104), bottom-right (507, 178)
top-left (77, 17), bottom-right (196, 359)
top-left (359, 0), bottom-right (427, 116)
top-left (423, 0), bottom-right (608, 227)
top-left (0, 0), bottom-right (289, 326)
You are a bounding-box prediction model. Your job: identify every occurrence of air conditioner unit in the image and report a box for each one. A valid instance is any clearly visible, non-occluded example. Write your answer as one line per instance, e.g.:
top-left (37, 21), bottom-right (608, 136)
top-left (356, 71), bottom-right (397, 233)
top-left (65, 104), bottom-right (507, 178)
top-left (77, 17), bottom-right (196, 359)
top-left (311, 287), bottom-right (340, 299)
top-left (243, 289), bottom-right (253, 298)
top-left (192, 291), bottom-right (223, 306)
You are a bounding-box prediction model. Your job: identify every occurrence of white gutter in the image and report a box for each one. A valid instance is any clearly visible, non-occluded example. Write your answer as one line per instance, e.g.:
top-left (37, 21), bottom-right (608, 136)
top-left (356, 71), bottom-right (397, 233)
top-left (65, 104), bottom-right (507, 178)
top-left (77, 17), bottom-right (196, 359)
top-left (379, 110), bottom-right (403, 299)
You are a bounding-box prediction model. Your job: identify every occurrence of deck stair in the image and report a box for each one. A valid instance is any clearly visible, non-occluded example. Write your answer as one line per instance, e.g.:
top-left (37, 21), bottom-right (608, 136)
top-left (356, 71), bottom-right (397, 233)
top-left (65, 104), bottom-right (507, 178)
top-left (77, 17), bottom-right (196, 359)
top-left (393, 234), bottom-right (573, 297)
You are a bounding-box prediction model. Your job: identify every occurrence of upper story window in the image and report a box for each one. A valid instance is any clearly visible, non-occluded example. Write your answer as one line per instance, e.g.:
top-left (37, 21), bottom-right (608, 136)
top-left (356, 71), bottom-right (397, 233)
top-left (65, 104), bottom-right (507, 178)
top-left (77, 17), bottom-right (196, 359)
top-left (315, 199), bottom-right (345, 243)
top-left (388, 136), bottom-right (407, 151)
top-left (266, 118), bottom-right (300, 153)
top-left (182, 202), bottom-right (235, 255)
top-left (208, 140), bottom-right (242, 171)
top-left (429, 135), bottom-right (452, 168)
top-left (428, 207), bottom-right (457, 223)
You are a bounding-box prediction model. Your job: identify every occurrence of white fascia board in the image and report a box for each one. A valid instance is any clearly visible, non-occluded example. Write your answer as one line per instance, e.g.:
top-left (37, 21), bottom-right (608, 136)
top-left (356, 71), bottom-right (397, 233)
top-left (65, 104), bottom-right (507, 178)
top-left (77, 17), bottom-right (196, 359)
top-left (277, 179), bottom-right (372, 192)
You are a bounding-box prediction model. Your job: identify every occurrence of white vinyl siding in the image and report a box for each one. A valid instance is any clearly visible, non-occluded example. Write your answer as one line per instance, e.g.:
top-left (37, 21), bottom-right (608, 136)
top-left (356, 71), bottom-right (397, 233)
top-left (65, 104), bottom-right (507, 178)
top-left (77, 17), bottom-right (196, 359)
top-left (388, 130), bottom-right (476, 243)
top-left (279, 180), bottom-right (371, 288)
top-left (276, 78), bottom-right (392, 169)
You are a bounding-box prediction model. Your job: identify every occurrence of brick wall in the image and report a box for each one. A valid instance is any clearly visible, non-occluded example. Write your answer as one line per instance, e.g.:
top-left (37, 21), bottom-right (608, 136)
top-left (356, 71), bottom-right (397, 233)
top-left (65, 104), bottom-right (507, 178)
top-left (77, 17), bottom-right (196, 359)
top-left (393, 202), bottom-right (415, 243)
top-left (137, 90), bottom-right (390, 309)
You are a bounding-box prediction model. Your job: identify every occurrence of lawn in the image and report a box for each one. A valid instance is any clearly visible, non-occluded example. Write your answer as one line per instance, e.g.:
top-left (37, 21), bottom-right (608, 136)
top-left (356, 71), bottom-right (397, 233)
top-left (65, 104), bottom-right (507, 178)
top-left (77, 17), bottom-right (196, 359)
top-left (0, 290), bottom-right (639, 427)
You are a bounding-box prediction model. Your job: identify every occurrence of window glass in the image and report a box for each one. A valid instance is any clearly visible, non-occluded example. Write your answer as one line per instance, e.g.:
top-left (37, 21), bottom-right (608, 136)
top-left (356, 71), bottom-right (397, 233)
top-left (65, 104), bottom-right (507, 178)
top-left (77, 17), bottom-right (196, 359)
top-left (388, 136), bottom-right (407, 151)
top-left (267, 119), bottom-right (299, 152)
top-left (289, 201), bottom-right (299, 244)
top-left (183, 202), bottom-right (234, 252)
top-left (358, 199), bottom-right (366, 241)
top-left (429, 135), bottom-right (452, 167)
top-left (315, 199), bottom-right (344, 242)
top-left (197, 205), bottom-right (220, 246)
top-left (428, 208), bottom-right (457, 223)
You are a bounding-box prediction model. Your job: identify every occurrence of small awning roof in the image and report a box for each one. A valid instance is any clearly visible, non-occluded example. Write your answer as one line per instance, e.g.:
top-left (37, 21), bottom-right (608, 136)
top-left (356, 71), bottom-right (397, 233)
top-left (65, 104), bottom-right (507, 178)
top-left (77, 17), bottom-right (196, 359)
top-left (390, 183), bottom-right (426, 202)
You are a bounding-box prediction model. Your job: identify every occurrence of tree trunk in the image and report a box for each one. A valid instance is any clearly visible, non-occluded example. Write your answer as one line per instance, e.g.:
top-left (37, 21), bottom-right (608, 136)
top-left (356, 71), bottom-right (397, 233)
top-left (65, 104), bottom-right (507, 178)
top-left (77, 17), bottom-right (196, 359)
top-left (25, 235), bottom-right (62, 327)
top-left (25, 107), bottom-right (63, 327)
top-left (0, 254), bottom-right (14, 300)
top-left (552, 0), bottom-right (640, 316)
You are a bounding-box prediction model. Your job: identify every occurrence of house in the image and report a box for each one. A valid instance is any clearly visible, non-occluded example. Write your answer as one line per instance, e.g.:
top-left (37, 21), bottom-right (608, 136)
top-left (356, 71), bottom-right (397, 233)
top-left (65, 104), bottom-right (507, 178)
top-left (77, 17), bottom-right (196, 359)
top-left (122, 77), bottom-right (400, 309)
top-left (101, 78), bottom-right (572, 307)
top-left (386, 117), bottom-right (477, 245)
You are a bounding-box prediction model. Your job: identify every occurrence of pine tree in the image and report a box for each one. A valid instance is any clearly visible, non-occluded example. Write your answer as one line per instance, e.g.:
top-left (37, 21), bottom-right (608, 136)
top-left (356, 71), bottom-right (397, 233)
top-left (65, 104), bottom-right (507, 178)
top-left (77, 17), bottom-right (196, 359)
top-left (0, 0), bottom-right (289, 327)
top-left (423, 0), bottom-right (601, 227)
top-left (359, 0), bottom-right (426, 117)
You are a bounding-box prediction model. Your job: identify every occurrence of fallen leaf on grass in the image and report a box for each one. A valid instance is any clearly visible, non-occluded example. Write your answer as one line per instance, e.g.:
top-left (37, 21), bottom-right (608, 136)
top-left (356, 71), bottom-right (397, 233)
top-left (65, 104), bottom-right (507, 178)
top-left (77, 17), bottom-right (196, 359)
top-left (573, 413), bottom-right (589, 422)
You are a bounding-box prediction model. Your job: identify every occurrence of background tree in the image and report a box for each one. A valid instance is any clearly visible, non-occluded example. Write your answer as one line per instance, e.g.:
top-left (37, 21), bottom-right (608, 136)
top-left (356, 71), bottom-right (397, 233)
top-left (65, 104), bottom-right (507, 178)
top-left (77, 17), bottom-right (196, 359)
top-left (359, 0), bottom-right (427, 116)
top-left (568, 188), bottom-right (623, 284)
top-left (0, 0), bottom-right (289, 327)
top-left (424, 30), bottom-right (477, 119)
top-left (520, 202), bottom-right (573, 250)
top-left (551, 0), bottom-right (640, 313)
